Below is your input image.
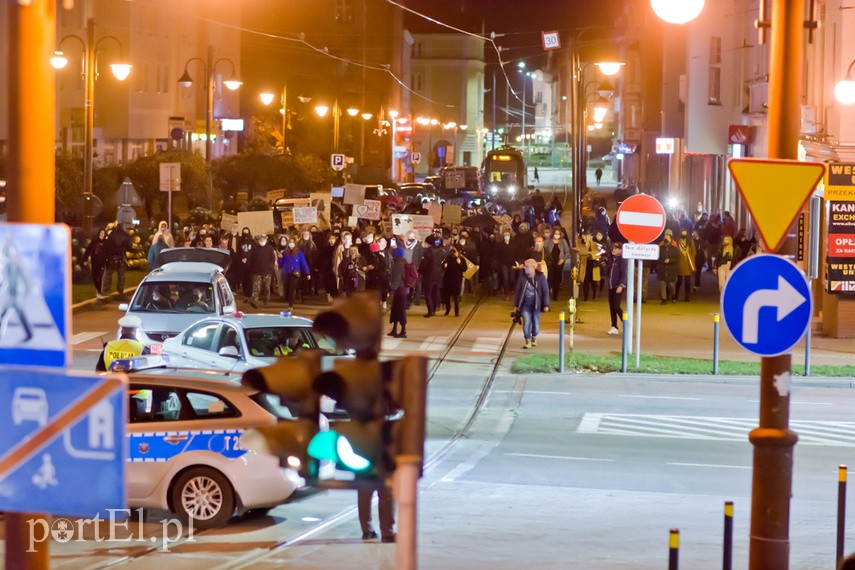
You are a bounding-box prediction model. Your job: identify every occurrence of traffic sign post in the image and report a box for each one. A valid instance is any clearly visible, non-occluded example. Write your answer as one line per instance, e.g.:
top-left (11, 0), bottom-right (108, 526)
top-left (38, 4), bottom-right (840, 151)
top-left (331, 153), bottom-right (346, 172)
top-left (159, 163), bottom-right (181, 232)
top-left (616, 195), bottom-right (666, 365)
top-left (411, 152), bottom-right (421, 166)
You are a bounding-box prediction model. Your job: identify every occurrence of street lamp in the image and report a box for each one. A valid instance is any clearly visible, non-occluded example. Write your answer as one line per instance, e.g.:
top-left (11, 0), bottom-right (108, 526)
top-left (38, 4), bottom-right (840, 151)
top-left (835, 60), bottom-right (855, 105)
top-left (177, 46), bottom-right (241, 164)
top-left (52, 17), bottom-right (131, 235)
top-left (259, 84), bottom-right (289, 154)
top-left (650, 0), bottom-right (704, 24)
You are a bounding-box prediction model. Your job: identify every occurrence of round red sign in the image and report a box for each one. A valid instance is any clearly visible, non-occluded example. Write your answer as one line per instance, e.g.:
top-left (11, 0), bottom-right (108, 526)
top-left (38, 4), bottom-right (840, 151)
top-left (615, 194), bottom-right (666, 244)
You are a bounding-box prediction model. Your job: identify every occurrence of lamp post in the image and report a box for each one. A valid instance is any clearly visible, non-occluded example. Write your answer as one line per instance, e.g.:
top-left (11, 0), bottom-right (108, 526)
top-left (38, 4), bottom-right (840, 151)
top-left (259, 84), bottom-right (288, 154)
top-left (52, 17), bottom-right (131, 234)
top-left (388, 109), bottom-right (399, 182)
top-left (178, 46), bottom-right (242, 164)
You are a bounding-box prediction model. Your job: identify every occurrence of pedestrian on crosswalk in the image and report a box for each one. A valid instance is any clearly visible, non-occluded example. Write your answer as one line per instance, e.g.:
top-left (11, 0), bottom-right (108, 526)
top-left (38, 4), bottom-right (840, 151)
top-left (513, 258), bottom-right (550, 349)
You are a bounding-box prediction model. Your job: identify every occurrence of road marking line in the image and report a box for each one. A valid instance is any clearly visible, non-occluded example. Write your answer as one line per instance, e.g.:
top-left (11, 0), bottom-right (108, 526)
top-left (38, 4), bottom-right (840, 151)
top-left (505, 453), bottom-right (614, 462)
top-left (471, 337), bottom-right (504, 353)
top-left (71, 331), bottom-right (108, 345)
top-left (618, 395), bottom-right (702, 401)
top-left (493, 390), bottom-right (573, 396)
top-left (577, 413), bottom-right (603, 433)
top-left (418, 336), bottom-right (448, 352)
top-left (667, 462), bottom-right (751, 470)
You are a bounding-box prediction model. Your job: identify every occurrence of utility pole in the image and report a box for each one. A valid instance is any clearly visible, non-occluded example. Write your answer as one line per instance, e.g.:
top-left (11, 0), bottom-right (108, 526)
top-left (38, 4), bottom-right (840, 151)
top-left (748, 1), bottom-right (807, 568)
top-left (492, 69), bottom-right (496, 151)
top-left (7, 0), bottom-right (56, 566)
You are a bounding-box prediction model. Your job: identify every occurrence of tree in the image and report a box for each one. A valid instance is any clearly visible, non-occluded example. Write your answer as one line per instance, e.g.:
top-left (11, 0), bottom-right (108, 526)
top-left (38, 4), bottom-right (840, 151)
top-left (126, 149), bottom-right (210, 217)
top-left (55, 155), bottom-right (84, 225)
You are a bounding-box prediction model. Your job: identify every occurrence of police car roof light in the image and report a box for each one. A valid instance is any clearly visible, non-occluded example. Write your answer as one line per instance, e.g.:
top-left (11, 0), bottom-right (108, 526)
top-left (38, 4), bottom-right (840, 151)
top-left (109, 354), bottom-right (170, 372)
top-left (280, 311), bottom-right (292, 318)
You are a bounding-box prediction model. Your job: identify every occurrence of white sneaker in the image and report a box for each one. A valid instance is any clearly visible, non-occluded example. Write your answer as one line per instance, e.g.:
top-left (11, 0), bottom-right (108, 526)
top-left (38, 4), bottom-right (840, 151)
top-left (96, 292), bottom-right (103, 300)
top-left (382, 301), bottom-right (387, 310)
top-left (607, 326), bottom-right (619, 335)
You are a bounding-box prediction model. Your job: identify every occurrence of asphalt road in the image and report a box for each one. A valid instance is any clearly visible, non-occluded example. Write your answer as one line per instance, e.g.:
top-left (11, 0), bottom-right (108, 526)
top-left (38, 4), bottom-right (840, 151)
top-left (26, 294), bottom-right (855, 568)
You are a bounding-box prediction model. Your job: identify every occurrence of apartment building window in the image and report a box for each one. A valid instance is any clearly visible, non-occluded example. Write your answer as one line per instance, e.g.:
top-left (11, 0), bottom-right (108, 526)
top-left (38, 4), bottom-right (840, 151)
top-left (334, 0), bottom-right (353, 24)
top-left (412, 74), bottom-right (422, 92)
top-left (708, 36), bottom-right (722, 105)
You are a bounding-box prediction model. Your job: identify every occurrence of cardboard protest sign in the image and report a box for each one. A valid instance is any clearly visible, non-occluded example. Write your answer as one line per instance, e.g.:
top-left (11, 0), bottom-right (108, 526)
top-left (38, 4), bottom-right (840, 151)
top-left (355, 199), bottom-right (382, 220)
top-left (343, 183), bottom-right (366, 205)
top-left (220, 213), bottom-right (239, 233)
top-left (442, 204), bottom-right (462, 225)
top-left (237, 210), bottom-right (275, 236)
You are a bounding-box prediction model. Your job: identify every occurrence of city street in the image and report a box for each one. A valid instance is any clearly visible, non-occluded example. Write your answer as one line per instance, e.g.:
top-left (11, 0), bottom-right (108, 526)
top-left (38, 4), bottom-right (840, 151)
top-left (6, 293), bottom-right (850, 569)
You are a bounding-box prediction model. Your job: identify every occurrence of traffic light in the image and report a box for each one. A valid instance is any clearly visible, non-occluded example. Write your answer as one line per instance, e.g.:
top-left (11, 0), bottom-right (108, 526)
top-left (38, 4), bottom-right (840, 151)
top-left (241, 350), bottom-right (322, 479)
top-left (307, 292), bottom-right (428, 486)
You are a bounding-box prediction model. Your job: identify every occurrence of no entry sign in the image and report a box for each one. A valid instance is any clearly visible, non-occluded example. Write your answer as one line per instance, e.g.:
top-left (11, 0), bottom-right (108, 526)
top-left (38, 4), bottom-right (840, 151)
top-left (616, 194), bottom-right (666, 244)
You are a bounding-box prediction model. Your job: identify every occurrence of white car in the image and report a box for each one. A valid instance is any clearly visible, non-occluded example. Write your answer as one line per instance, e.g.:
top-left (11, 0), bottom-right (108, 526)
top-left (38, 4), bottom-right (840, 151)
top-left (159, 313), bottom-right (339, 373)
top-left (126, 373), bottom-right (303, 529)
top-left (11, 387), bottom-right (49, 427)
top-left (118, 248), bottom-right (237, 343)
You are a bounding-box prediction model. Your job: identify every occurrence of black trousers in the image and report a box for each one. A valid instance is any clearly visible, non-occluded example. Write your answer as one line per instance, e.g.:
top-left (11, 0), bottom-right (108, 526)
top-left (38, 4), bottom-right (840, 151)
top-left (423, 279), bottom-right (440, 315)
top-left (608, 287), bottom-right (623, 328)
top-left (283, 273), bottom-right (300, 306)
top-left (358, 486), bottom-right (395, 537)
top-left (547, 264), bottom-right (562, 301)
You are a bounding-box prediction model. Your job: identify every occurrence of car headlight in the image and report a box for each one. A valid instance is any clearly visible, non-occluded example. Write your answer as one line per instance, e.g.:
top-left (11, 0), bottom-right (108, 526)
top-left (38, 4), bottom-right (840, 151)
top-left (508, 185), bottom-right (516, 193)
top-left (489, 185), bottom-right (498, 193)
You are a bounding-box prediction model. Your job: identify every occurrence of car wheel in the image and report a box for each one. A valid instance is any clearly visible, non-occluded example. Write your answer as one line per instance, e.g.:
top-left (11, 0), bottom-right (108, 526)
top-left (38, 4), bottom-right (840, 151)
top-left (171, 467), bottom-right (235, 530)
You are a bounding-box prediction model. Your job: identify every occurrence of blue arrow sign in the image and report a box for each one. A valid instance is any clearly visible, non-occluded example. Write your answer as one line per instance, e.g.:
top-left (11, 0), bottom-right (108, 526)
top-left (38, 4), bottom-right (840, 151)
top-left (0, 368), bottom-right (126, 517)
top-left (721, 254), bottom-right (812, 356)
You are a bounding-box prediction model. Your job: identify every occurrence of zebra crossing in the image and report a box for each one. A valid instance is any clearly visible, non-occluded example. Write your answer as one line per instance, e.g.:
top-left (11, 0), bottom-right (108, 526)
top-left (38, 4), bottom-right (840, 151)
top-left (577, 413), bottom-right (855, 447)
top-left (380, 335), bottom-right (505, 356)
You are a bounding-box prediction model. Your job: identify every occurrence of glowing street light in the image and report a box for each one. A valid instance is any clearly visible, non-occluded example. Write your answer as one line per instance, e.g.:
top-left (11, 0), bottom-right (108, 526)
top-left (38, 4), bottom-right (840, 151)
top-left (650, 0), bottom-right (704, 24)
top-left (595, 62), bottom-right (625, 76)
top-left (835, 61), bottom-right (855, 105)
top-left (315, 105), bottom-right (330, 117)
top-left (346, 107), bottom-right (360, 117)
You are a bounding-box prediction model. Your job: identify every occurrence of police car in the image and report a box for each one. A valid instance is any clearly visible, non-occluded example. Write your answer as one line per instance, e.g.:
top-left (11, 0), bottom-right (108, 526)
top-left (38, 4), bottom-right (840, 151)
top-left (118, 248), bottom-right (237, 343)
top-left (159, 312), bottom-right (338, 372)
top-left (124, 371), bottom-right (304, 529)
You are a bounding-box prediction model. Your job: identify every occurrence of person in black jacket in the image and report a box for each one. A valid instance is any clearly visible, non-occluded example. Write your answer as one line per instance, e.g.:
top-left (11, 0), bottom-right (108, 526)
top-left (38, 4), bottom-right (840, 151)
top-left (418, 236), bottom-right (444, 318)
top-left (248, 234), bottom-right (276, 308)
top-left (83, 228), bottom-right (109, 300)
top-left (513, 258), bottom-right (550, 349)
top-left (101, 223), bottom-right (132, 298)
top-left (606, 241), bottom-right (628, 335)
top-left (387, 247), bottom-right (409, 338)
top-left (236, 227), bottom-right (254, 300)
top-left (441, 245), bottom-right (467, 316)
top-left (497, 229), bottom-right (516, 300)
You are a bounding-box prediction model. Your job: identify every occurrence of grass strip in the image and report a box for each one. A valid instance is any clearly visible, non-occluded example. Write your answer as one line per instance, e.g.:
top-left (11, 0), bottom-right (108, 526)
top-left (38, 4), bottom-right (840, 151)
top-left (512, 352), bottom-right (855, 377)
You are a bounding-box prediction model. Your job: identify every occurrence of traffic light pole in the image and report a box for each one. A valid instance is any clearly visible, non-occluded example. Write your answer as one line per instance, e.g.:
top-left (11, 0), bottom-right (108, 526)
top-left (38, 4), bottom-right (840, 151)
top-left (394, 355), bottom-right (428, 570)
top-left (749, 1), bottom-right (804, 568)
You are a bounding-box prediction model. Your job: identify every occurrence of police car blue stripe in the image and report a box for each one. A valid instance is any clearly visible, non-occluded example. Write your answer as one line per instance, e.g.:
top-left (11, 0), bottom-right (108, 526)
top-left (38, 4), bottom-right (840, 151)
top-left (128, 429), bottom-right (246, 463)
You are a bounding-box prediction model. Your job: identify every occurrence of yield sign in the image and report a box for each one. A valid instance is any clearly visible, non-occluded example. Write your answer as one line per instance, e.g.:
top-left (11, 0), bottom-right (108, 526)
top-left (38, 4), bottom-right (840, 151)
top-left (727, 158), bottom-right (826, 252)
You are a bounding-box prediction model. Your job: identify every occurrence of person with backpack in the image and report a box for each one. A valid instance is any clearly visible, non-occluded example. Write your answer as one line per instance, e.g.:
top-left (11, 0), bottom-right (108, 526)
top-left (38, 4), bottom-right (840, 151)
top-left (388, 247), bottom-right (411, 338)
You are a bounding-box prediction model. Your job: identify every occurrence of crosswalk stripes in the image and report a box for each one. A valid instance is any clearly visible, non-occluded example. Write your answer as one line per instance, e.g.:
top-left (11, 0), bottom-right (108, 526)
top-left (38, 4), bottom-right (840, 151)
top-left (71, 331), bottom-right (109, 345)
top-left (578, 413), bottom-right (855, 447)
top-left (418, 336), bottom-right (448, 352)
top-left (471, 337), bottom-right (504, 354)
top-left (381, 337), bottom-right (403, 351)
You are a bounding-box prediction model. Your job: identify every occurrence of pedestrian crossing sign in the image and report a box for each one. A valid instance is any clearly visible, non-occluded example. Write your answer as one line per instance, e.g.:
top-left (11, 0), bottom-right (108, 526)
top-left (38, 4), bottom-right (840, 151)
top-left (0, 224), bottom-right (70, 368)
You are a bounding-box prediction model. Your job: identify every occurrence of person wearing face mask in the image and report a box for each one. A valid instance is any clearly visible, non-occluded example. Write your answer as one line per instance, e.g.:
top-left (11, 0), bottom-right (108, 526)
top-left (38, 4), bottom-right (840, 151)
top-left (321, 233), bottom-right (339, 301)
top-left (457, 230), bottom-right (479, 295)
top-left (513, 258), bottom-right (550, 349)
top-left (578, 231), bottom-right (602, 302)
top-left (277, 238), bottom-right (310, 309)
top-left (300, 230), bottom-right (319, 297)
top-left (606, 242), bottom-right (628, 335)
top-left (525, 236), bottom-right (548, 279)
top-left (418, 235), bottom-right (444, 318)
top-left (365, 242), bottom-right (390, 309)
top-left (237, 227), bottom-right (255, 301)
top-left (402, 231), bottom-right (424, 308)
top-left (497, 230), bottom-right (515, 300)
top-left (544, 228), bottom-right (571, 301)
top-left (441, 245), bottom-right (467, 316)
top-left (675, 229), bottom-right (697, 302)
top-left (248, 234), bottom-right (276, 308)
top-left (332, 232), bottom-right (353, 296)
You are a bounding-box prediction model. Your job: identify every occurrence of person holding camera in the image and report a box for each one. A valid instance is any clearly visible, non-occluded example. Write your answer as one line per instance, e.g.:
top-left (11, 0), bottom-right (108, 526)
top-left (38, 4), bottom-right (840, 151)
top-left (512, 258), bottom-right (550, 349)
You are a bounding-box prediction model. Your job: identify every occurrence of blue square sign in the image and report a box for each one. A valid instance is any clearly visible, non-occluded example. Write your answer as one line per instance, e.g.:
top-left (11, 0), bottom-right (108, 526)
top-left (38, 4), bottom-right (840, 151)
top-left (0, 368), bottom-right (126, 517)
top-left (0, 224), bottom-right (70, 368)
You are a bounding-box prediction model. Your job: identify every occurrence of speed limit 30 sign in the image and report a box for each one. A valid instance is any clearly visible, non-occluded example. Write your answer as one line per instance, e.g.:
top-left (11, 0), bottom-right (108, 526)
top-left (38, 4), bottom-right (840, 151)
top-left (542, 31), bottom-right (561, 51)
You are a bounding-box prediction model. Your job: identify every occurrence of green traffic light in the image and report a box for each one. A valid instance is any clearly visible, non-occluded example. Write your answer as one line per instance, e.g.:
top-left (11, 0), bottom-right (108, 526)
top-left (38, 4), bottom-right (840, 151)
top-left (308, 430), bottom-right (372, 472)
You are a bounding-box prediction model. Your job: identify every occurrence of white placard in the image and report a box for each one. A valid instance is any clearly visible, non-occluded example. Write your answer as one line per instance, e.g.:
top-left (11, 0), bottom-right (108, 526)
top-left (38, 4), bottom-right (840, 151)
top-left (220, 213), bottom-right (239, 233)
top-left (293, 206), bottom-right (318, 225)
top-left (392, 214), bottom-right (434, 240)
top-left (355, 199), bottom-right (382, 220)
top-left (622, 243), bottom-right (660, 260)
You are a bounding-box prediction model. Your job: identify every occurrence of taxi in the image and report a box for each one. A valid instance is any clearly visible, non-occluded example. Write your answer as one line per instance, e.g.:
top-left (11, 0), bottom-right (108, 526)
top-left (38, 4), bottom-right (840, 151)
top-left (122, 368), bottom-right (304, 529)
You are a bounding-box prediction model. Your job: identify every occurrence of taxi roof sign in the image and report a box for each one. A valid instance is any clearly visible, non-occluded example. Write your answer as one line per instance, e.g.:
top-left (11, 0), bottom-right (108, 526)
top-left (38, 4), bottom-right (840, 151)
top-left (727, 158), bottom-right (826, 252)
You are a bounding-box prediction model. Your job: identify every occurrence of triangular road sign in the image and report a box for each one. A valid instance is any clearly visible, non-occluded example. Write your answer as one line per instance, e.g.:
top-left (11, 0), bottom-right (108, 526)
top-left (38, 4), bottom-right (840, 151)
top-left (728, 158), bottom-right (826, 252)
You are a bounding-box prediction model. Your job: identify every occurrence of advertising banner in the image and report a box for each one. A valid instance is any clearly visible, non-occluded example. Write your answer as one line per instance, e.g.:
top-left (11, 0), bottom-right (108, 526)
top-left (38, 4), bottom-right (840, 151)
top-left (827, 201), bottom-right (855, 293)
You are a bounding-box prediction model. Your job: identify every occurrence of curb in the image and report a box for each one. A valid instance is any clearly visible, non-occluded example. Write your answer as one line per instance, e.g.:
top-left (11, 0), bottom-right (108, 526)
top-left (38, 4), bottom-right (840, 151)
top-left (72, 285), bottom-right (140, 314)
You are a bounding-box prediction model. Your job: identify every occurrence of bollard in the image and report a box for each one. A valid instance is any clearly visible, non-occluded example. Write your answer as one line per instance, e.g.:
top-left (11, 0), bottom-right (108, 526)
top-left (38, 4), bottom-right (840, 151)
top-left (839, 465), bottom-right (848, 567)
top-left (558, 312), bottom-right (566, 373)
top-left (723, 501), bottom-right (733, 570)
top-left (669, 528), bottom-right (680, 570)
top-left (567, 298), bottom-right (576, 355)
top-left (713, 313), bottom-right (720, 375)
top-left (621, 312), bottom-right (628, 373)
